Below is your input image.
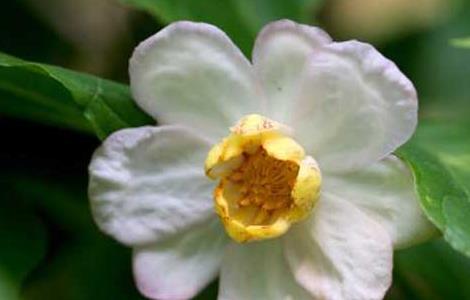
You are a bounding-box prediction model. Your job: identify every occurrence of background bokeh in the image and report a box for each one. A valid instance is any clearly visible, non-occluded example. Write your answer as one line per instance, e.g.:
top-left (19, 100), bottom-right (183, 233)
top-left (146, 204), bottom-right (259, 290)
top-left (1, 0), bottom-right (470, 299)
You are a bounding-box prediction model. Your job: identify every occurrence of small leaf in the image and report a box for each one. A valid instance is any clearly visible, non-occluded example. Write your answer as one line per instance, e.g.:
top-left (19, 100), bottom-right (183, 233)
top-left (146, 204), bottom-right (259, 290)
top-left (0, 52), bottom-right (153, 140)
top-left (119, 0), bottom-right (323, 55)
top-left (396, 145), bottom-right (449, 229)
top-left (397, 114), bottom-right (470, 257)
top-left (450, 37), bottom-right (470, 48)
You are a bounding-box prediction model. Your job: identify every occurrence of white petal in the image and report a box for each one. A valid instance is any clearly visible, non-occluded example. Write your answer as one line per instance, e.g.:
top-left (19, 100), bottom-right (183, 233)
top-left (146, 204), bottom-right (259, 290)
top-left (130, 21), bottom-right (260, 141)
top-left (252, 20), bottom-right (331, 123)
top-left (133, 219), bottom-right (227, 300)
top-left (291, 40), bottom-right (417, 173)
top-left (324, 155), bottom-right (436, 249)
top-left (284, 193), bottom-right (393, 300)
top-left (88, 125), bottom-right (214, 246)
top-left (219, 239), bottom-right (313, 300)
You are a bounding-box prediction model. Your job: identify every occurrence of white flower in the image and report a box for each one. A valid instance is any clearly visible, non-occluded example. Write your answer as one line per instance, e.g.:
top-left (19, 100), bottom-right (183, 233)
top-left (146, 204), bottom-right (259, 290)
top-left (88, 20), bottom-right (436, 300)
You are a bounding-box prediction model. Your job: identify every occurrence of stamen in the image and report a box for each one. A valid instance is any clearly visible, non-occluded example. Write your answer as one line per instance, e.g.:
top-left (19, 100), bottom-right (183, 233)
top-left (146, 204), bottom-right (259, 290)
top-left (205, 114), bottom-right (321, 242)
top-left (226, 148), bottom-right (299, 226)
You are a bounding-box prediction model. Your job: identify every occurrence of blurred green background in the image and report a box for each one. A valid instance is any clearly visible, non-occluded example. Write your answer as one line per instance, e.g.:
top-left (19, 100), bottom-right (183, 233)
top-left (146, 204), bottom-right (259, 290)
top-left (1, 0), bottom-right (469, 299)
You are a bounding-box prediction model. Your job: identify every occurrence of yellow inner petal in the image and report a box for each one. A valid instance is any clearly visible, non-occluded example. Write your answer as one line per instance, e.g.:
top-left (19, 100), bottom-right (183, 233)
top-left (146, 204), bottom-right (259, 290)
top-left (231, 149), bottom-right (297, 212)
top-left (205, 114), bottom-right (321, 242)
top-left (227, 147), bottom-right (298, 222)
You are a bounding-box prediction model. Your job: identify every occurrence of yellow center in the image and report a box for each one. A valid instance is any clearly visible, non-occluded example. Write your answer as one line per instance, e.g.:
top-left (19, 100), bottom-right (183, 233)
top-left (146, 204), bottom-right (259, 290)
top-left (229, 148), bottom-right (298, 212)
top-left (205, 114), bottom-right (321, 242)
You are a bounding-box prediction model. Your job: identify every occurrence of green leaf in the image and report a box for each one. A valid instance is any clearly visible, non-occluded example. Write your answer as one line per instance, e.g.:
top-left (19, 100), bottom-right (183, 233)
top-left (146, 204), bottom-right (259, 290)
top-left (387, 239), bottom-right (470, 300)
top-left (450, 37), bottom-right (470, 48)
top-left (119, 0), bottom-right (323, 55)
top-left (0, 173), bottom-right (143, 300)
top-left (382, 2), bottom-right (470, 257)
top-left (1, 171), bottom-right (219, 300)
top-left (396, 109), bottom-right (470, 257)
top-left (0, 201), bottom-right (46, 300)
top-left (0, 52), bottom-right (153, 140)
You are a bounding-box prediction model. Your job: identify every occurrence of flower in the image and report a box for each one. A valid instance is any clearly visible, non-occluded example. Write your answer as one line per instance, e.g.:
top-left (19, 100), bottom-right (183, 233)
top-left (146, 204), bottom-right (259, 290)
top-left (88, 20), bottom-right (436, 300)
top-left (205, 114), bottom-right (322, 242)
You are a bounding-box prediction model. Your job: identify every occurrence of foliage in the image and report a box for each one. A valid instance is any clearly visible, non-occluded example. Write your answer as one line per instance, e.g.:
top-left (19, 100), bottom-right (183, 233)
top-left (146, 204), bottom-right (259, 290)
top-left (1, 0), bottom-right (470, 299)
top-left (387, 239), bottom-right (470, 300)
top-left (396, 104), bottom-right (470, 257)
top-left (0, 174), bottom-right (145, 300)
top-left (450, 37), bottom-right (470, 48)
top-left (0, 52), bottom-right (152, 140)
top-left (0, 201), bottom-right (46, 300)
top-left (119, 0), bottom-right (323, 55)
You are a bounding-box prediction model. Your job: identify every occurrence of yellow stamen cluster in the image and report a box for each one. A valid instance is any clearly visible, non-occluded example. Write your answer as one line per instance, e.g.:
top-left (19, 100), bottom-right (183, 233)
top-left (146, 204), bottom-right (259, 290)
top-left (230, 148), bottom-right (298, 213)
top-left (205, 114), bottom-right (321, 242)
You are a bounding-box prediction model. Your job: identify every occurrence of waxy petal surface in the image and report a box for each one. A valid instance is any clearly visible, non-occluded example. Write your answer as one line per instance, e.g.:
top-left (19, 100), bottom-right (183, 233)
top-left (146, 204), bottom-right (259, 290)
top-left (219, 239), bottom-right (313, 300)
top-left (130, 21), bottom-right (260, 141)
top-left (324, 155), bottom-right (436, 249)
top-left (252, 20), bottom-right (332, 122)
top-left (291, 40), bottom-right (417, 173)
top-left (134, 219), bottom-right (227, 300)
top-left (89, 125), bottom-right (214, 246)
top-left (285, 193), bottom-right (393, 300)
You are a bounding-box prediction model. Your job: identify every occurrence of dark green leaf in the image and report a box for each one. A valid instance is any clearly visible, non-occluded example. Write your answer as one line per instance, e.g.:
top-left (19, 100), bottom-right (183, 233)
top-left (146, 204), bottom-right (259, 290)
top-left (0, 201), bottom-right (46, 300)
top-left (0, 174), bottom-right (144, 300)
top-left (119, 0), bottom-right (323, 55)
top-left (382, 1), bottom-right (470, 257)
top-left (387, 239), bottom-right (470, 300)
top-left (2, 173), bottom-right (219, 300)
top-left (0, 52), bottom-right (153, 140)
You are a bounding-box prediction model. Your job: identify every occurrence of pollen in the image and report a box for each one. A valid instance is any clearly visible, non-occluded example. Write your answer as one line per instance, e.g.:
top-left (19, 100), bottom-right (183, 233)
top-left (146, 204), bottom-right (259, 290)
top-left (205, 114), bottom-right (321, 242)
top-left (230, 148), bottom-right (298, 213)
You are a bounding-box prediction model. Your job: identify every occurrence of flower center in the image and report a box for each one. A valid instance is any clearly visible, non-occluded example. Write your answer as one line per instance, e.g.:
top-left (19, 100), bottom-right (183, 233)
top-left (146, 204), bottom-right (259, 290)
top-left (205, 114), bottom-right (321, 242)
top-left (230, 148), bottom-right (298, 213)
